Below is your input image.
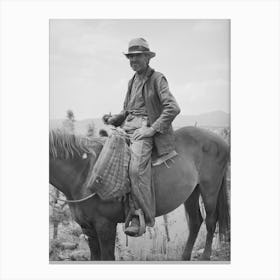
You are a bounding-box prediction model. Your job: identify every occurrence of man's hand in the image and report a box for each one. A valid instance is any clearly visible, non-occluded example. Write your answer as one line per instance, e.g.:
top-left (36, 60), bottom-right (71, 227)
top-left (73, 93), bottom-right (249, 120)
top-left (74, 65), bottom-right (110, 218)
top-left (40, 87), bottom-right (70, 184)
top-left (102, 113), bottom-right (120, 126)
top-left (132, 127), bottom-right (156, 140)
top-left (102, 113), bottom-right (112, 124)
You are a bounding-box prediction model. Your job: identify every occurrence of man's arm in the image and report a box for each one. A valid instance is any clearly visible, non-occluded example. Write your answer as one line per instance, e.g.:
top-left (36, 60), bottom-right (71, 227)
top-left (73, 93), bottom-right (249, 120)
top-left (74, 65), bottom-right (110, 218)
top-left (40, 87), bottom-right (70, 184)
top-left (151, 75), bottom-right (181, 134)
top-left (134, 75), bottom-right (180, 140)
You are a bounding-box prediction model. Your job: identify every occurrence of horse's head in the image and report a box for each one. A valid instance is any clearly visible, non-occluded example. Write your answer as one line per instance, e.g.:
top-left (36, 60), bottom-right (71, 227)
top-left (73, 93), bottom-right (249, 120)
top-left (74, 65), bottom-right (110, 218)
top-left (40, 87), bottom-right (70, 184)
top-left (49, 129), bottom-right (106, 198)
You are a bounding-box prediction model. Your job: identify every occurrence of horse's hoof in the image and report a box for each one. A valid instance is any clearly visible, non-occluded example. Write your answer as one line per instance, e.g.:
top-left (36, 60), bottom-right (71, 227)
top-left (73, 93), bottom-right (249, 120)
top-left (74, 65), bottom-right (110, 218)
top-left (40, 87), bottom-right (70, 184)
top-left (199, 254), bottom-right (211, 261)
top-left (182, 253), bottom-right (191, 261)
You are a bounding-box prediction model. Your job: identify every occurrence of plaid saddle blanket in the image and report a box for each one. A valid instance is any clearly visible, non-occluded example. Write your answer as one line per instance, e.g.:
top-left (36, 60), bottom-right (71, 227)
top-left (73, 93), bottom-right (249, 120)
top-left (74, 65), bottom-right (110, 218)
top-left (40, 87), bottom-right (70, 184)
top-left (84, 129), bottom-right (131, 200)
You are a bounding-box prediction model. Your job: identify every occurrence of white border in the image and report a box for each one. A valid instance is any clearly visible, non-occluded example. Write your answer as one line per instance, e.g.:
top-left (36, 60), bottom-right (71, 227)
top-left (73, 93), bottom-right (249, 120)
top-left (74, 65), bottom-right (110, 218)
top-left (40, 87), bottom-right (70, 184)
top-left (1, 1), bottom-right (279, 280)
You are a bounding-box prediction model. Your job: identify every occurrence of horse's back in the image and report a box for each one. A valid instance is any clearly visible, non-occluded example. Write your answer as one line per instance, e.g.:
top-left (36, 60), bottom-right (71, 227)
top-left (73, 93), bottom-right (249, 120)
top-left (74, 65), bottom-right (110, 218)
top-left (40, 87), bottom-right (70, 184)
top-left (175, 126), bottom-right (229, 153)
top-left (154, 126), bottom-right (229, 216)
top-left (174, 126), bottom-right (229, 168)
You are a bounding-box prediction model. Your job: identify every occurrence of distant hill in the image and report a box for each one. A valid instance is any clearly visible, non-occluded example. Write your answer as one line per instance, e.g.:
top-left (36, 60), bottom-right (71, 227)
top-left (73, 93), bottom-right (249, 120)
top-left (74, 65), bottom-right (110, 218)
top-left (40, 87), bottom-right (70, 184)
top-left (49, 118), bottom-right (106, 136)
top-left (173, 110), bottom-right (230, 129)
top-left (50, 110), bottom-right (230, 135)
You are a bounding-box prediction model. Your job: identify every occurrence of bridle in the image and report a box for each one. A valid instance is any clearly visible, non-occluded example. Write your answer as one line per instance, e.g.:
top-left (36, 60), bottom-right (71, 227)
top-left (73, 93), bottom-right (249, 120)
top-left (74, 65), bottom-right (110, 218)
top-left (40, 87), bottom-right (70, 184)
top-left (49, 190), bottom-right (97, 203)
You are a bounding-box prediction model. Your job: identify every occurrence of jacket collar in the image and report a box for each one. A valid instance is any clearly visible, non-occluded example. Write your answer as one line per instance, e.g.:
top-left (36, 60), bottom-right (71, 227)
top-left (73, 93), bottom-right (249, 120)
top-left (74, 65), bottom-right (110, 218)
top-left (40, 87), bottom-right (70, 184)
top-left (142, 66), bottom-right (154, 83)
top-left (130, 66), bottom-right (154, 86)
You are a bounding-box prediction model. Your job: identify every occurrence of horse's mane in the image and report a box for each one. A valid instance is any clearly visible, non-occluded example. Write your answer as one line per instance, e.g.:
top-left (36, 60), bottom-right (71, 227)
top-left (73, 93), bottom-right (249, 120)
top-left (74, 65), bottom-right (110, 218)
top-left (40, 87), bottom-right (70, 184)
top-left (49, 129), bottom-right (106, 160)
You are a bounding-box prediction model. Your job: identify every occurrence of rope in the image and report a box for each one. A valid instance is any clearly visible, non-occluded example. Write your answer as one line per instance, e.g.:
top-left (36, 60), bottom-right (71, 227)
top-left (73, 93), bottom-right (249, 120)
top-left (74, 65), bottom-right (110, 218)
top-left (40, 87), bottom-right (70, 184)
top-left (49, 191), bottom-right (96, 203)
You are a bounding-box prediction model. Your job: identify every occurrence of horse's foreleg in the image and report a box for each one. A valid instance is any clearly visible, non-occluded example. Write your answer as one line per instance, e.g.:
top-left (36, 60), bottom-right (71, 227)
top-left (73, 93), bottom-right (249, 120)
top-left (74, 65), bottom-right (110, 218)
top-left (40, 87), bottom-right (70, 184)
top-left (95, 218), bottom-right (117, 261)
top-left (182, 186), bottom-right (203, 260)
top-left (82, 227), bottom-right (101, 260)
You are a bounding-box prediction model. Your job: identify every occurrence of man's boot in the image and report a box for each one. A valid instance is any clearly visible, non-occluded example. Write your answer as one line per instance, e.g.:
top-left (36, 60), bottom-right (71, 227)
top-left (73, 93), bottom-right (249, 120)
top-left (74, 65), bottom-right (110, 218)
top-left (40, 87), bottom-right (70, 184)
top-left (124, 208), bottom-right (146, 237)
top-left (124, 216), bottom-right (140, 236)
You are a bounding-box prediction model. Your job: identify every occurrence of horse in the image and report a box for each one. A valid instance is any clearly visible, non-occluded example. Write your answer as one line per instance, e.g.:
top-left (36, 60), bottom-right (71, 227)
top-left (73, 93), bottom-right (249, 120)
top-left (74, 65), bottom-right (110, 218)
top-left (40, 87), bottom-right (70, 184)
top-left (49, 126), bottom-right (230, 261)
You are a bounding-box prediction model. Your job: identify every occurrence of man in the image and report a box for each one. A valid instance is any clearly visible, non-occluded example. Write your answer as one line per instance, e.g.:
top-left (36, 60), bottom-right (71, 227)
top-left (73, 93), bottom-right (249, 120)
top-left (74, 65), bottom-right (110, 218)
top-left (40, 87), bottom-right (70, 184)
top-left (103, 38), bottom-right (180, 236)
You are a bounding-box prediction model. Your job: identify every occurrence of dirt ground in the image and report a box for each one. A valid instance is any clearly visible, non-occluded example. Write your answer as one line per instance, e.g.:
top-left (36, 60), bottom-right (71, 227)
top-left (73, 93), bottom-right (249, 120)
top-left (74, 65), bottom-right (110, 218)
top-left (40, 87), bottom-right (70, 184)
top-left (49, 205), bottom-right (230, 262)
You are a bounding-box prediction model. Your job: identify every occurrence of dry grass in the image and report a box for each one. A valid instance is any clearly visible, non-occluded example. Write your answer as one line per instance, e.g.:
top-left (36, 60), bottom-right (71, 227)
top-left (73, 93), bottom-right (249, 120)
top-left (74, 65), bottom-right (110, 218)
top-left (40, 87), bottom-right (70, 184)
top-left (50, 204), bottom-right (229, 261)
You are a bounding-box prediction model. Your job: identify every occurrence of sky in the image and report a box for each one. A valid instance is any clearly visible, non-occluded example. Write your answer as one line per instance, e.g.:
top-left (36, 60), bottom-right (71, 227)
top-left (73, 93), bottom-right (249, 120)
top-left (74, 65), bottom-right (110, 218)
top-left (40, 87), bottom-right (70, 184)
top-left (50, 19), bottom-right (230, 120)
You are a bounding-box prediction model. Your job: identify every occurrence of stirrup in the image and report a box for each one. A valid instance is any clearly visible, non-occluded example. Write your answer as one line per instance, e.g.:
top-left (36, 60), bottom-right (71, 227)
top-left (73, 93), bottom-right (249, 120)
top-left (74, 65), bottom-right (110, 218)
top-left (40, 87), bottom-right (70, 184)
top-left (124, 209), bottom-right (146, 237)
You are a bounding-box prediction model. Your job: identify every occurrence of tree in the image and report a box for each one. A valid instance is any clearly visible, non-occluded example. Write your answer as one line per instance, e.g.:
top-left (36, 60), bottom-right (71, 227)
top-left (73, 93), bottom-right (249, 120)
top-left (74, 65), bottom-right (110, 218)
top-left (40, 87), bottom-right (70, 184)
top-left (63, 109), bottom-right (75, 133)
top-left (66, 109), bottom-right (75, 122)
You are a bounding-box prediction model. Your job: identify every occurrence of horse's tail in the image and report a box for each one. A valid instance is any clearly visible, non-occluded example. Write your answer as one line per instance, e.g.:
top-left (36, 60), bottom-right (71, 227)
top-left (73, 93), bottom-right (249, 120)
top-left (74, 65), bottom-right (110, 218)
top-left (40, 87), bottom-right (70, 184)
top-left (217, 171), bottom-right (230, 241)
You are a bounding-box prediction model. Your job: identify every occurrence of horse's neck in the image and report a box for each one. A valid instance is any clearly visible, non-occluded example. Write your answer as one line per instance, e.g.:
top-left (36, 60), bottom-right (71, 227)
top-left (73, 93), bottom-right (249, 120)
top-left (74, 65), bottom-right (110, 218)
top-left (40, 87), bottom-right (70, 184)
top-left (50, 157), bottom-right (91, 199)
top-left (50, 173), bottom-right (70, 197)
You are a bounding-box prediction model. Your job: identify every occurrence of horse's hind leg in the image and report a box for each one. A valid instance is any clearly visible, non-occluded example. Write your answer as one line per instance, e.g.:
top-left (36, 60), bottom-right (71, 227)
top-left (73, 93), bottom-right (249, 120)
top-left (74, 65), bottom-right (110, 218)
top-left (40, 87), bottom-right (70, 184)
top-left (199, 180), bottom-right (220, 260)
top-left (182, 186), bottom-right (203, 260)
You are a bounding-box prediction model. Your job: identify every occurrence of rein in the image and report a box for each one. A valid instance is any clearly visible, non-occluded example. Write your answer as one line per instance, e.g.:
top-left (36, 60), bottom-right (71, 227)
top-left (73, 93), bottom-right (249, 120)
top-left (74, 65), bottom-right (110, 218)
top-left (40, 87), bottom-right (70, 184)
top-left (49, 191), bottom-right (97, 203)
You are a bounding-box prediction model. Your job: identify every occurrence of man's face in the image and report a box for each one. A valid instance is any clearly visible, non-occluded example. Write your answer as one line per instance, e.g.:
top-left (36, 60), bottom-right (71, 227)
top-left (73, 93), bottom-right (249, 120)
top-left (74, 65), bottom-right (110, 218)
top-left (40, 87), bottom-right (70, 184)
top-left (128, 53), bottom-right (149, 73)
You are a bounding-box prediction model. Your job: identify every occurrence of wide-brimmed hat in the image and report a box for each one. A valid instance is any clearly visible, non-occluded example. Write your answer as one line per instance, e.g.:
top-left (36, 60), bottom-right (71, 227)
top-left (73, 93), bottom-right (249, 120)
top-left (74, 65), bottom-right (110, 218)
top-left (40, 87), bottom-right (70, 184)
top-left (124, 38), bottom-right (156, 58)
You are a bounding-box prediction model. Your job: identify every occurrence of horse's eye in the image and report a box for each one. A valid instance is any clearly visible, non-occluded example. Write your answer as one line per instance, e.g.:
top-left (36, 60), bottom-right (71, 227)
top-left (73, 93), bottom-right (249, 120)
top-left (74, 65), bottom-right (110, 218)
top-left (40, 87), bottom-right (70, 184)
top-left (82, 153), bottom-right (88, 159)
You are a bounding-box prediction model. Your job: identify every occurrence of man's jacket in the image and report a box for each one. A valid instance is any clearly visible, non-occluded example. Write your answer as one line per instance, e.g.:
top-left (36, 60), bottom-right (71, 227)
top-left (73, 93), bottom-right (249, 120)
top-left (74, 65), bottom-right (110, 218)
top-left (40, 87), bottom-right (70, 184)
top-left (111, 67), bottom-right (181, 156)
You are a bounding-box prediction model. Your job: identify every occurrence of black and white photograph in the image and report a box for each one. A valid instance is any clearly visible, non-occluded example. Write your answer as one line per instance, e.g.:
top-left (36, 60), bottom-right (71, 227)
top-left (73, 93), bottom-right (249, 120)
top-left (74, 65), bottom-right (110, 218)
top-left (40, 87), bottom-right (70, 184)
top-left (1, 1), bottom-right (280, 279)
top-left (49, 19), bottom-right (230, 262)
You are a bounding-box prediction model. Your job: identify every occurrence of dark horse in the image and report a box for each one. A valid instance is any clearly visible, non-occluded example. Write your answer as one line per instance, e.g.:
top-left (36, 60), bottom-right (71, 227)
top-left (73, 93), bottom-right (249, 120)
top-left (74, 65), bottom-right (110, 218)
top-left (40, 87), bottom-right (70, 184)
top-left (49, 126), bottom-right (230, 261)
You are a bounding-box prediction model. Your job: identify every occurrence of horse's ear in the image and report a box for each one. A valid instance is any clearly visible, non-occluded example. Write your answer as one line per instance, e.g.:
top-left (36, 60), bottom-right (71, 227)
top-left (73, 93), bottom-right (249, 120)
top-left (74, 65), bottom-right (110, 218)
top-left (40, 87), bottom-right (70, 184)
top-left (99, 129), bottom-right (108, 137)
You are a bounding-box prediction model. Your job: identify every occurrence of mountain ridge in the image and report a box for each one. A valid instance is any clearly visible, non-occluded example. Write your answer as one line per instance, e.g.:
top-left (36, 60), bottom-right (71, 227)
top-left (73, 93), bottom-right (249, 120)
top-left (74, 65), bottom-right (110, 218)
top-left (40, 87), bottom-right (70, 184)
top-left (50, 110), bottom-right (230, 135)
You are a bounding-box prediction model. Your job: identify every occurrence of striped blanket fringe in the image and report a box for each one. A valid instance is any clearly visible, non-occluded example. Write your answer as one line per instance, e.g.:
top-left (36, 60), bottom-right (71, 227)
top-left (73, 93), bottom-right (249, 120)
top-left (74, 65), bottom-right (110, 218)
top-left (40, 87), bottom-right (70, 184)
top-left (84, 128), bottom-right (131, 201)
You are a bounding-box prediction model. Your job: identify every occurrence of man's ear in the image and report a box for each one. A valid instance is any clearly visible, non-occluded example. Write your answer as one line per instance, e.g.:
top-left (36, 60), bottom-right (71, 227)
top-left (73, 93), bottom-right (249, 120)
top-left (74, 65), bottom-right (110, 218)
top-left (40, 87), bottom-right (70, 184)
top-left (145, 54), bottom-right (151, 64)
